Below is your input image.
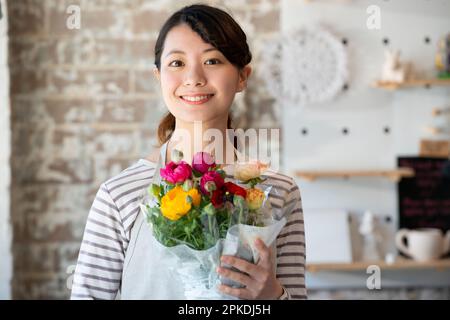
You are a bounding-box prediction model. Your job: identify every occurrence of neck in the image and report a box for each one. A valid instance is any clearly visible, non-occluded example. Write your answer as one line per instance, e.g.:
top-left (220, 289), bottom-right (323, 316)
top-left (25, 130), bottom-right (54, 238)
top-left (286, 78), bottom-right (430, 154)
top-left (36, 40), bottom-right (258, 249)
top-left (166, 118), bottom-right (236, 165)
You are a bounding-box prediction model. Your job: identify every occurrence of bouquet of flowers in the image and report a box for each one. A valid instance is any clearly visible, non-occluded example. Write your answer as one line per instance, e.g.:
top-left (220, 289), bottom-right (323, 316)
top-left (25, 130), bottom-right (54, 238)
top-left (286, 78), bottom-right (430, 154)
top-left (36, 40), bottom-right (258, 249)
top-left (140, 149), bottom-right (286, 299)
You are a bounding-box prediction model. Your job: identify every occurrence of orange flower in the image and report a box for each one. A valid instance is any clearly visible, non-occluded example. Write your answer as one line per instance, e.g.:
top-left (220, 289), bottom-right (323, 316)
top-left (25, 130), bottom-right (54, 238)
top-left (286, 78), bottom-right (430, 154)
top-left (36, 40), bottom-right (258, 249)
top-left (245, 188), bottom-right (265, 210)
top-left (234, 161), bottom-right (268, 182)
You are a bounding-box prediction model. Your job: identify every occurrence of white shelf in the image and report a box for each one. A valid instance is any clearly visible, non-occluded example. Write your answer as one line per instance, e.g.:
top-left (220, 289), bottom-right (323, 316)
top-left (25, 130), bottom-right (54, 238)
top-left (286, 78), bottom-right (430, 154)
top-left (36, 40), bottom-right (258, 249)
top-left (294, 168), bottom-right (415, 182)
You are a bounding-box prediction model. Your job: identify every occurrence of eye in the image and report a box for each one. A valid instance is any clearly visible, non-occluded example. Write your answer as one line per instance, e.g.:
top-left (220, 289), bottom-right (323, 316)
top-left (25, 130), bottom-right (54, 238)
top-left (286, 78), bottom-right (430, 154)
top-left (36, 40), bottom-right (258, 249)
top-left (205, 58), bottom-right (222, 65)
top-left (168, 60), bottom-right (184, 67)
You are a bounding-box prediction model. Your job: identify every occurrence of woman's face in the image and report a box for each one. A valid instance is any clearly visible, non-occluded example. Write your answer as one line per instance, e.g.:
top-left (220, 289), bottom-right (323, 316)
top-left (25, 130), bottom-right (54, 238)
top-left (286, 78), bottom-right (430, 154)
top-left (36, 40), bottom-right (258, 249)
top-left (155, 23), bottom-right (250, 124)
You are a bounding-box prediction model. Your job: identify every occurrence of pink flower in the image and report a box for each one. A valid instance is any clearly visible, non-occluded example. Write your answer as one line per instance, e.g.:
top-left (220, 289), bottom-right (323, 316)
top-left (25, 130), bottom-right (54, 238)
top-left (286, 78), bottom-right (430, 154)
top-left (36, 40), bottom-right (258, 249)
top-left (200, 171), bottom-right (224, 195)
top-left (160, 161), bottom-right (192, 184)
top-left (192, 152), bottom-right (216, 174)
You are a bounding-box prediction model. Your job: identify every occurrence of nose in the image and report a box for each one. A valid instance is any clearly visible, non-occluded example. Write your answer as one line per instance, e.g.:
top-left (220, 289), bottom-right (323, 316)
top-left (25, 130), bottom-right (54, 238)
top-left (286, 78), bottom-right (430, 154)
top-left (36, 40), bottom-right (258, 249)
top-left (183, 63), bottom-right (206, 87)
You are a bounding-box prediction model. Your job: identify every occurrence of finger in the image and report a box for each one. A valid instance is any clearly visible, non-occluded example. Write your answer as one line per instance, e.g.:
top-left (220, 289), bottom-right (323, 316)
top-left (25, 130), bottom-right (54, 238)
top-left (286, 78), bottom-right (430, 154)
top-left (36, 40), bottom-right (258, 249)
top-left (221, 256), bottom-right (259, 275)
top-left (218, 284), bottom-right (252, 299)
top-left (217, 266), bottom-right (253, 288)
top-left (254, 238), bottom-right (271, 268)
top-left (221, 255), bottom-right (268, 283)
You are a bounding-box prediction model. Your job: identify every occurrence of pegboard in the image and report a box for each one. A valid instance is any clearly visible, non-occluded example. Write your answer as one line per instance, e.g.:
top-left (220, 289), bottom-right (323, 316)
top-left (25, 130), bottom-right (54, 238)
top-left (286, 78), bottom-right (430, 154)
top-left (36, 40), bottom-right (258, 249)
top-left (280, 0), bottom-right (450, 288)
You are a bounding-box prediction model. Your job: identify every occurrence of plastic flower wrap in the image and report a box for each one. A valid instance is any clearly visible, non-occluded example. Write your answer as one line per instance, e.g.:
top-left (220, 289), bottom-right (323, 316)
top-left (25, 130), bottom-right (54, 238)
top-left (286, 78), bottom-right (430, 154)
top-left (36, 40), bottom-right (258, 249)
top-left (140, 149), bottom-right (286, 299)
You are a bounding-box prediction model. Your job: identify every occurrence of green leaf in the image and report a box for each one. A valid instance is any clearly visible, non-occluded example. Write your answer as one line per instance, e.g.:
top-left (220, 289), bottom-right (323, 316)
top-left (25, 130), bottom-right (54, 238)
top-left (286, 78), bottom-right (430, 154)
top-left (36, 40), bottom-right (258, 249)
top-left (216, 169), bottom-right (226, 178)
top-left (192, 170), bottom-right (202, 178)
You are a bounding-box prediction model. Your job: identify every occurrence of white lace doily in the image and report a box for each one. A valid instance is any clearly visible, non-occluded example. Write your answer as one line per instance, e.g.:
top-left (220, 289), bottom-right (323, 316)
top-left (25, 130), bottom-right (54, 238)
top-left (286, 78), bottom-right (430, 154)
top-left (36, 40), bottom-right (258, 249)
top-left (260, 26), bottom-right (348, 105)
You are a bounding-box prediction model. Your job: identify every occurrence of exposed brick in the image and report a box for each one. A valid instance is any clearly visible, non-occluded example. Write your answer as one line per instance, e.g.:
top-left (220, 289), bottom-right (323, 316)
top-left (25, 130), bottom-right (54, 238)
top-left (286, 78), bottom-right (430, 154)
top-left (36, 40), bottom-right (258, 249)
top-left (139, 127), bottom-right (160, 157)
top-left (133, 70), bottom-right (159, 94)
top-left (12, 275), bottom-right (70, 299)
top-left (9, 68), bottom-right (47, 96)
top-left (51, 36), bottom-right (97, 65)
top-left (132, 9), bottom-right (170, 35)
top-left (11, 157), bottom-right (94, 184)
top-left (12, 125), bottom-right (94, 160)
top-left (8, 0), bottom-right (283, 300)
top-left (13, 243), bottom-right (80, 274)
top-left (92, 157), bottom-right (137, 186)
top-left (48, 2), bottom-right (131, 37)
top-left (12, 37), bottom-right (156, 67)
top-left (13, 98), bottom-right (158, 124)
top-left (7, 0), bottom-right (46, 37)
top-left (93, 39), bottom-right (155, 67)
top-left (88, 127), bottom-right (142, 158)
top-left (11, 184), bottom-right (92, 217)
top-left (8, 39), bottom-right (56, 67)
top-left (77, 0), bottom-right (139, 10)
top-left (45, 99), bottom-right (96, 123)
top-left (47, 69), bottom-right (129, 95)
top-left (13, 215), bottom-right (79, 244)
top-left (95, 99), bottom-right (148, 123)
top-left (11, 124), bottom-right (49, 158)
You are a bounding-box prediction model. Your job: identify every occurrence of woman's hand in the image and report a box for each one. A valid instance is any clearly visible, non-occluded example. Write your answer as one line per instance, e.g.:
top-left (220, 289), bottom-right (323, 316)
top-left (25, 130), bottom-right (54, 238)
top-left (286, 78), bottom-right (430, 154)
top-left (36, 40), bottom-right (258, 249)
top-left (217, 238), bottom-right (284, 300)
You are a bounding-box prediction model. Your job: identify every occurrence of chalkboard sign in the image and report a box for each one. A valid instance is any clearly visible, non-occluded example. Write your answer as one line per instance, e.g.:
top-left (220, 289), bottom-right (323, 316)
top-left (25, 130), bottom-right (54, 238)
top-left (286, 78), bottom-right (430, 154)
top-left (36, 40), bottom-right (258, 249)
top-left (398, 157), bottom-right (450, 232)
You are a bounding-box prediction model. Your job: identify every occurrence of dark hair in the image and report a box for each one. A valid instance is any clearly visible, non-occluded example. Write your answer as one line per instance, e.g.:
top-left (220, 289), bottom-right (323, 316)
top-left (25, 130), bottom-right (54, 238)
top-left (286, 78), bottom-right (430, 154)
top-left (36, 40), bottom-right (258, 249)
top-left (154, 4), bottom-right (252, 146)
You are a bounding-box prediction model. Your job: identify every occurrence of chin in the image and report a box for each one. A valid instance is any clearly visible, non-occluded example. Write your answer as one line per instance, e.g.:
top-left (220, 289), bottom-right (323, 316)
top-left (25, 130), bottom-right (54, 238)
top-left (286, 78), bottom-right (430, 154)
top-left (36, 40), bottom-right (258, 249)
top-left (177, 114), bottom-right (219, 123)
top-left (171, 108), bottom-right (228, 123)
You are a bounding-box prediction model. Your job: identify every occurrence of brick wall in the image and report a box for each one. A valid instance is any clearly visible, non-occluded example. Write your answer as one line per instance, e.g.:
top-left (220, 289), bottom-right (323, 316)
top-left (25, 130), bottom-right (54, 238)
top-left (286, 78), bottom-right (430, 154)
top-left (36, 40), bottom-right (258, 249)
top-left (7, 0), bottom-right (280, 299)
top-left (0, 0), bottom-right (12, 299)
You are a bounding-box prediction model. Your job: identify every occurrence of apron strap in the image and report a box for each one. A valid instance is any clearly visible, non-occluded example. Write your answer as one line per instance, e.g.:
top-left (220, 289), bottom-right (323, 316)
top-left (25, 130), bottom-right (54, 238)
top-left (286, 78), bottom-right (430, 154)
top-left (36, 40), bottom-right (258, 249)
top-left (152, 141), bottom-right (169, 185)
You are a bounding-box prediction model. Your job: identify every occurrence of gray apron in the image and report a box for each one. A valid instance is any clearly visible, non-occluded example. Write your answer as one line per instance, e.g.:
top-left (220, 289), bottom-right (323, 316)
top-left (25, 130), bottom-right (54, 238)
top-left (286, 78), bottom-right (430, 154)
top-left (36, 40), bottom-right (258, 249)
top-left (119, 142), bottom-right (284, 300)
top-left (120, 142), bottom-right (188, 299)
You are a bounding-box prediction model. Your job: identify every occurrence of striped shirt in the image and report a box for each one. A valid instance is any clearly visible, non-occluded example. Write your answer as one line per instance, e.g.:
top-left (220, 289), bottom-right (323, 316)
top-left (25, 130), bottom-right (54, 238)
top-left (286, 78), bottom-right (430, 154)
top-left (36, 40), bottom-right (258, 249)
top-left (70, 159), bottom-right (306, 300)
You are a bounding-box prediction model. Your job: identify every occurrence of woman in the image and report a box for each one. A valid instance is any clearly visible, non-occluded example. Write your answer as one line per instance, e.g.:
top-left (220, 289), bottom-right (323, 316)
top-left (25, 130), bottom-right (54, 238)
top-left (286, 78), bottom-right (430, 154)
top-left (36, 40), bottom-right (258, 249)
top-left (71, 4), bottom-right (306, 300)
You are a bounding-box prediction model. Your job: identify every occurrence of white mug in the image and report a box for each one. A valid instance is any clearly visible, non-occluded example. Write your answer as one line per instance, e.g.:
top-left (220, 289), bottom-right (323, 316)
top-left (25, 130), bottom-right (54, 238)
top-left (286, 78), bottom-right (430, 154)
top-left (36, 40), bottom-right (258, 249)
top-left (395, 228), bottom-right (450, 261)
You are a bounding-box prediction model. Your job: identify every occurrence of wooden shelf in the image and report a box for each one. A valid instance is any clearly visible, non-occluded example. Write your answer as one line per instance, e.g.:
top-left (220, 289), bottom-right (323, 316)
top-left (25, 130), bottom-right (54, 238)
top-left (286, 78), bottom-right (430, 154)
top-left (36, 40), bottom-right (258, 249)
top-left (372, 78), bottom-right (450, 90)
top-left (294, 168), bottom-right (415, 182)
top-left (307, 258), bottom-right (450, 273)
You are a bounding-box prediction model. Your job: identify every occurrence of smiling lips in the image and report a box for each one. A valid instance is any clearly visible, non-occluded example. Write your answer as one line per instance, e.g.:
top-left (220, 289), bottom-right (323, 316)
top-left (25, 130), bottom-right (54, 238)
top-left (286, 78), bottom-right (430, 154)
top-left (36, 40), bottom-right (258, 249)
top-left (180, 94), bottom-right (214, 105)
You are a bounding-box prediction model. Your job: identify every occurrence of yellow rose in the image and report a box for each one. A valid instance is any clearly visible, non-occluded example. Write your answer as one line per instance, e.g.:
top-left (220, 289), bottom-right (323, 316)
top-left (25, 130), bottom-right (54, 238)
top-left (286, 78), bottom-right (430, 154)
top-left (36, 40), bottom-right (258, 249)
top-left (186, 187), bottom-right (201, 207)
top-left (234, 161), bottom-right (268, 182)
top-left (245, 188), bottom-right (265, 210)
top-left (160, 186), bottom-right (201, 221)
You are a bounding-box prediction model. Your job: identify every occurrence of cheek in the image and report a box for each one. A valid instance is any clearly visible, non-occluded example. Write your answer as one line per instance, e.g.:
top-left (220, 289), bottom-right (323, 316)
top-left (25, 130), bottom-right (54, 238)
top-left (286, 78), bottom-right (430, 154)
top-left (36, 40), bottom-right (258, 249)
top-left (212, 70), bottom-right (240, 94)
top-left (160, 72), bottom-right (180, 96)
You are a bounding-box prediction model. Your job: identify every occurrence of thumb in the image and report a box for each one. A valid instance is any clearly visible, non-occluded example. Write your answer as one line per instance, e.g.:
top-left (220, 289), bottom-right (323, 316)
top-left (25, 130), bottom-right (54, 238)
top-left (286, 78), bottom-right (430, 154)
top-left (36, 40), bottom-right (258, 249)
top-left (254, 238), bottom-right (271, 267)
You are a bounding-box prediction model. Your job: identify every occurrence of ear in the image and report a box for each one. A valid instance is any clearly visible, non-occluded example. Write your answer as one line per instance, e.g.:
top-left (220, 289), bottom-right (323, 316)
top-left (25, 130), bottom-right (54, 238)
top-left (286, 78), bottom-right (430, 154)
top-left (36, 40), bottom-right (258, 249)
top-left (153, 66), bottom-right (161, 82)
top-left (237, 65), bottom-right (252, 92)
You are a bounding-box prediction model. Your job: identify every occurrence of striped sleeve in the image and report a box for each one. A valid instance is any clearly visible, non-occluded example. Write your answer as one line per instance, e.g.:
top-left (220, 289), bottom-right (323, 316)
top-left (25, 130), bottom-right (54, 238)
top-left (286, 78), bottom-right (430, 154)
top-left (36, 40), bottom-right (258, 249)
top-left (70, 183), bottom-right (125, 300)
top-left (276, 181), bottom-right (307, 300)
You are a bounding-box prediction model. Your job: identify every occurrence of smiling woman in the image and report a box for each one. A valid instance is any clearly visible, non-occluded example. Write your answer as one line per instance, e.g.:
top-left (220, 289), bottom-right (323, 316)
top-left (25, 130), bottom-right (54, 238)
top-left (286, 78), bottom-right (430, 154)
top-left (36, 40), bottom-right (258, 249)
top-left (70, 4), bottom-right (306, 301)
top-left (153, 7), bottom-right (252, 150)
top-left (156, 25), bottom-right (247, 121)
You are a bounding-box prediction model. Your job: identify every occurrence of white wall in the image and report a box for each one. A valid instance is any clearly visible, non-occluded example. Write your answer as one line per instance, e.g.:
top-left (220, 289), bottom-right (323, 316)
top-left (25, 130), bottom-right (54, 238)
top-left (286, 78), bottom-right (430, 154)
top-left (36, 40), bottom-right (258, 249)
top-left (280, 0), bottom-right (450, 289)
top-left (0, 0), bottom-right (12, 299)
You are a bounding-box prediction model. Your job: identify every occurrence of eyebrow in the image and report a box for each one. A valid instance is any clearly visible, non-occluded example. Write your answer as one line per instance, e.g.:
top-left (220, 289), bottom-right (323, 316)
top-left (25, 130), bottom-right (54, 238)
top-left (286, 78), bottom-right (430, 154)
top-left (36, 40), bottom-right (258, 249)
top-left (164, 48), bottom-right (218, 57)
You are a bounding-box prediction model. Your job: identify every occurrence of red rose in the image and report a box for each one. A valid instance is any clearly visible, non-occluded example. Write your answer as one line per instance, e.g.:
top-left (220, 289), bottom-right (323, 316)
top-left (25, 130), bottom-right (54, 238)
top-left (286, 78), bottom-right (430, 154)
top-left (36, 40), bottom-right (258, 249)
top-left (224, 182), bottom-right (247, 198)
top-left (200, 171), bottom-right (225, 195)
top-left (211, 189), bottom-right (225, 208)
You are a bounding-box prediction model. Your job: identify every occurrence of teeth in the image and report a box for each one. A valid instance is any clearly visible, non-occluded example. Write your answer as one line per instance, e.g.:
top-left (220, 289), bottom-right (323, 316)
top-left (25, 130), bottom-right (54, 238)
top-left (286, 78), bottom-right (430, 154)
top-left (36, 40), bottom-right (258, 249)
top-left (182, 95), bottom-right (210, 102)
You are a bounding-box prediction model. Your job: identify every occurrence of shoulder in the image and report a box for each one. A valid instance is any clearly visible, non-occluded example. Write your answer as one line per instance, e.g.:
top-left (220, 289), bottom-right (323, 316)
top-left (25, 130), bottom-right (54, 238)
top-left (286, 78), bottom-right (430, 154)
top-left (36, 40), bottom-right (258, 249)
top-left (101, 160), bottom-right (156, 213)
top-left (261, 169), bottom-right (301, 218)
top-left (262, 169), bottom-right (299, 195)
top-left (92, 159), bottom-right (157, 236)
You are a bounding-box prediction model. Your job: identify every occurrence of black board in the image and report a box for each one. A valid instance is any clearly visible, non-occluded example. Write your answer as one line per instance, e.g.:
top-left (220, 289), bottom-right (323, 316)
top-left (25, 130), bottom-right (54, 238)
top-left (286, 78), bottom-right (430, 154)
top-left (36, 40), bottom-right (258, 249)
top-left (397, 157), bottom-right (450, 232)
